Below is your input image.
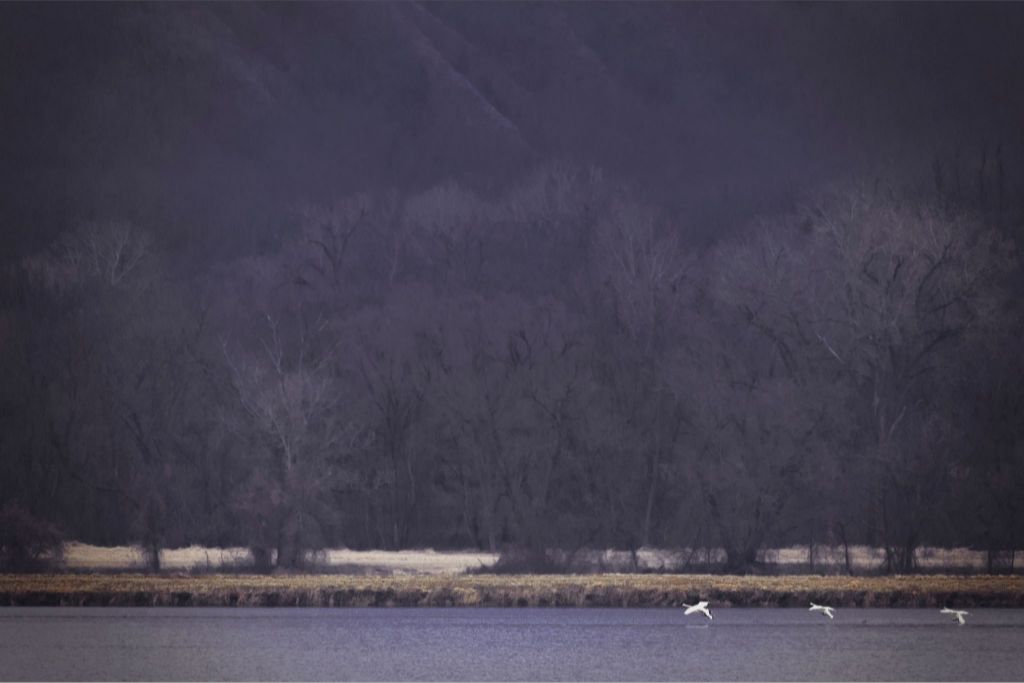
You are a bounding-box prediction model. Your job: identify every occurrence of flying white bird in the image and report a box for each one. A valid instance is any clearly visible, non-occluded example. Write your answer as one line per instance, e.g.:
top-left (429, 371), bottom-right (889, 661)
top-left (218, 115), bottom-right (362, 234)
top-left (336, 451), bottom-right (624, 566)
top-left (682, 601), bottom-right (713, 620)
top-left (940, 607), bottom-right (968, 625)
top-left (809, 602), bottom-right (835, 619)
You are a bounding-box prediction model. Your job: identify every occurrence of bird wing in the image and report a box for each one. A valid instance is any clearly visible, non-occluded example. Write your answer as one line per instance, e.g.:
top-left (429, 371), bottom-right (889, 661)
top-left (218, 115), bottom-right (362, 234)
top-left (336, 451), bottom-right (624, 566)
top-left (956, 613), bottom-right (965, 625)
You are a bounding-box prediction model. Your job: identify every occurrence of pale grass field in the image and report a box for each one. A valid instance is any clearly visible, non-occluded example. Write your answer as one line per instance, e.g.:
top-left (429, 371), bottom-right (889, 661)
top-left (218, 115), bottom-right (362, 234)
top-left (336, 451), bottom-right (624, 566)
top-left (63, 543), bottom-right (500, 574)
top-left (59, 543), bottom-right (1015, 574)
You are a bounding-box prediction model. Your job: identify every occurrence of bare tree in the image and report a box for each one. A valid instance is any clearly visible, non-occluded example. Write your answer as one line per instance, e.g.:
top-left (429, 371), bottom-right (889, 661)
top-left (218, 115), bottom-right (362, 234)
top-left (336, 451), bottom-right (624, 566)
top-left (590, 201), bottom-right (692, 549)
top-left (347, 296), bottom-right (435, 549)
top-left (670, 276), bottom-right (833, 572)
top-left (404, 183), bottom-right (492, 290)
top-left (295, 196), bottom-right (372, 290)
top-left (802, 186), bottom-right (1014, 570)
top-left (223, 310), bottom-right (353, 569)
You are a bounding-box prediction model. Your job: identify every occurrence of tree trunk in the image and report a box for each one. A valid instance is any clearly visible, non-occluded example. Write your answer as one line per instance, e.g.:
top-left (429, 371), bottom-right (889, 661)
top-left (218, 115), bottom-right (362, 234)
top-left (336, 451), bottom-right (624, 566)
top-left (838, 522), bottom-right (854, 576)
top-left (276, 510), bottom-right (302, 570)
top-left (723, 543), bottom-right (759, 574)
top-left (251, 546), bottom-right (272, 574)
top-left (641, 450), bottom-right (659, 548)
top-left (145, 541), bottom-right (161, 573)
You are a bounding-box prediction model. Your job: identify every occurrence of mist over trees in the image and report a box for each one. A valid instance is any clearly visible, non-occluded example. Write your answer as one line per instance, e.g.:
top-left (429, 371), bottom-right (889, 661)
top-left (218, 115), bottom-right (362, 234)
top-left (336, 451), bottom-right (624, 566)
top-left (2, 164), bottom-right (1022, 573)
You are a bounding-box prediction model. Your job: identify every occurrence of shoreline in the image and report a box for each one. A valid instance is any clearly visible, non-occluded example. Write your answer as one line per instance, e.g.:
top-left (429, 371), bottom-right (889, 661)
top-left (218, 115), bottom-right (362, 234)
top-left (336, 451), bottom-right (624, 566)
top-left (2, 574), bottom-right (1023, 608)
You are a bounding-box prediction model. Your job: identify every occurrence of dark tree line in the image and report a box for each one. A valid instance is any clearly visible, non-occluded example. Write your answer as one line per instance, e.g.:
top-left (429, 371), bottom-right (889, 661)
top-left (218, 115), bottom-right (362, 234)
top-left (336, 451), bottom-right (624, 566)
top-left (2, 166), bottom-right (1023, 572)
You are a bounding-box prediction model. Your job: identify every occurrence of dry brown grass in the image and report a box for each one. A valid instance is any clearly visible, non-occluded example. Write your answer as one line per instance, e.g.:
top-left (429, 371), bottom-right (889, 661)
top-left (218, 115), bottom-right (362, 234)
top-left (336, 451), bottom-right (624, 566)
top-left (2, 573), bottom-right (1022, 608)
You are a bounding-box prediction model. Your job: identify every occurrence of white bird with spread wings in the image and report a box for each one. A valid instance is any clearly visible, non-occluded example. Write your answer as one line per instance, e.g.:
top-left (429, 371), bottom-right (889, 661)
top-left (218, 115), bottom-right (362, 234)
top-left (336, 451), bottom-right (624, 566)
top-left (681, 601), bottom-right (713, 620)
top-left (809, 602), bottom-right (835, 619)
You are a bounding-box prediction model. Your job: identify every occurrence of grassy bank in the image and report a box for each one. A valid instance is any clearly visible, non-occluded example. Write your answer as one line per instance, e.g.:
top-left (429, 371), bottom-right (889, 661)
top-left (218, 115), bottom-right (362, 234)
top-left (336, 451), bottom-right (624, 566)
top-left (2, 573), bottom-right (1023, 608)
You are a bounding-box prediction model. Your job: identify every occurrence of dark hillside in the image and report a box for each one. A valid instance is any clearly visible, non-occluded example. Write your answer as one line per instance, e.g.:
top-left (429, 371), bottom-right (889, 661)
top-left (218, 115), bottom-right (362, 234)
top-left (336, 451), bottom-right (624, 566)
top-left (3, 3), bottom-right (1024, 260)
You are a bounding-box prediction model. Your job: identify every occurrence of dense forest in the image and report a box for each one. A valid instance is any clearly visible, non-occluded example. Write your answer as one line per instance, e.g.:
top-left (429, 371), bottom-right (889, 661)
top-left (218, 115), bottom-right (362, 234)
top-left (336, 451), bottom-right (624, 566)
top-left (2, 164), bottom-right (1022, 573)
top-left (2, 3), bottom-right (1024, 574)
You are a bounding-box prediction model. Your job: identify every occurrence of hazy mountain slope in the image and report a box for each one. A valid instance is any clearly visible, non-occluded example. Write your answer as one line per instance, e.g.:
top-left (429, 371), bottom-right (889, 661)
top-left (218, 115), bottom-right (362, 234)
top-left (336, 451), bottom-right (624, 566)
top-left (2, 2), bottom-right (1023, 260)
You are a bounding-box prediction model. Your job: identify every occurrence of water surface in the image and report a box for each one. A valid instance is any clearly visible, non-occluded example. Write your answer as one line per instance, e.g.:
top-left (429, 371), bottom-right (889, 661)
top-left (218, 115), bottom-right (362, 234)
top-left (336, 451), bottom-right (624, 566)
top-left (1, 607), bottom-right (1021, 681)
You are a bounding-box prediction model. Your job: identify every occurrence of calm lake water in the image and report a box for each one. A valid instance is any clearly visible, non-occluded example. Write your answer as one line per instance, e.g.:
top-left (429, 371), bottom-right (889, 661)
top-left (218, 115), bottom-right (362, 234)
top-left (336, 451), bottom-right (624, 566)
top-left (1, 607), bottom-right (1022, 681)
